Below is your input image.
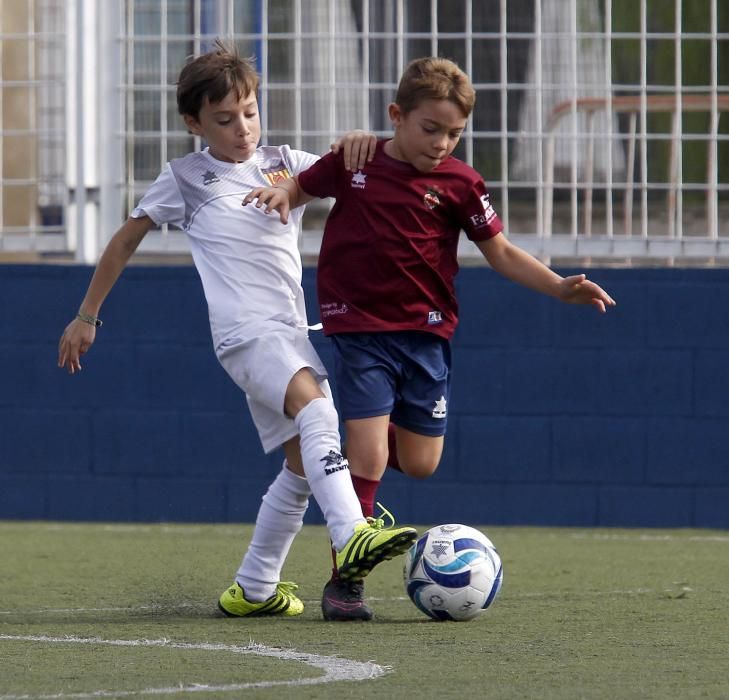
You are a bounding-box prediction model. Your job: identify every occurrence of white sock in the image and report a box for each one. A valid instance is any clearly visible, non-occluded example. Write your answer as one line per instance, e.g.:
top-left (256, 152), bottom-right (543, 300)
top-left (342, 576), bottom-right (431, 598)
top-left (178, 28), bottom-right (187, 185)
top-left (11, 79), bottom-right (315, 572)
top-left (235, 463), bottom-right (311, 602)
top-left (294, 397), bottom-right (365, 550)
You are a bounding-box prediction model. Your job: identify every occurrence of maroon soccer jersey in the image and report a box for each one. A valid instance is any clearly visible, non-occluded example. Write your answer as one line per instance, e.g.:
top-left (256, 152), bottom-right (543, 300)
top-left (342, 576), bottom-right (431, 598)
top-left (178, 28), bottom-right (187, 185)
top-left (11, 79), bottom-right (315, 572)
top-left (298, 140), bottom-right (503, 340)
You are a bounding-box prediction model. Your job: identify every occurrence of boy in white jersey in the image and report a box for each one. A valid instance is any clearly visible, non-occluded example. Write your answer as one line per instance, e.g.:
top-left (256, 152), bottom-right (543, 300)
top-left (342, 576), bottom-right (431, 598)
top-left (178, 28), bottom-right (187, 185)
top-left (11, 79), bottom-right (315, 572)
top-left (57, 41), bottom-right (416, 617)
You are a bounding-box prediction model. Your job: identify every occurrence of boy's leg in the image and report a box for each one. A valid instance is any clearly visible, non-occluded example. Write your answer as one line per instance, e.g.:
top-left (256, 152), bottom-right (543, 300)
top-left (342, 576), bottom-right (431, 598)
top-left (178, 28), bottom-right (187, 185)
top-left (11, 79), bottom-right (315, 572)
top-left (321, 422), bottom-right (443, 620)
top-left (326, 422), bottom-right (393, 591)
top-left (321, 472), bottom-right (380, 621)
top-left (386, 422), bottom-right (402, 472)
top-left (321, 415), bottom-right (387, 621)
top-left (218, 458), bottom-right (310, 617)
top-left (329, 415), bottom-right (389, 586)
top-left (387, 425), bottom-right (443, 479)
top-left (286, 369), bottom-right (416, 578)
top-left (320, 331), bottom-right (449, 620)
top-left (217, 328), bottom-right (415, 613)
top-left (237, 460), bottom-right (310, 599)
top-left (285, 370), bottom-right (365, 547)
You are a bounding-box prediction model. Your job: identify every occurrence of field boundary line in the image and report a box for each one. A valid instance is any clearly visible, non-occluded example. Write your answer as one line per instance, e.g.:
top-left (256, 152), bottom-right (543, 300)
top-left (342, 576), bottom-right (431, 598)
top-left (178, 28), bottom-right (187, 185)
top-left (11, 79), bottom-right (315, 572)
top-left (0, 634), bottom-right (389, 698)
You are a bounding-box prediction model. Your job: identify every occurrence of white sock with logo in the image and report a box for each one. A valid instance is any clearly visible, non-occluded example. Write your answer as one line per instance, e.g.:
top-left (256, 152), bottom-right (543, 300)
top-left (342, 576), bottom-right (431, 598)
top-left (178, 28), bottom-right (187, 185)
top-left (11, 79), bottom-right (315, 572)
top-left (294, 397), bottom-right (365, 550)
top-left (235, 463), bottom-right (311, 602)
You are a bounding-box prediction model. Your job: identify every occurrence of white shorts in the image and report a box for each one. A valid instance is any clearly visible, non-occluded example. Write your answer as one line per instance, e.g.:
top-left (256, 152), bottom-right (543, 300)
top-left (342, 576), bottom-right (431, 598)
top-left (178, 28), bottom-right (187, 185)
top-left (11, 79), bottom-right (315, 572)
top-left (217, 324), bottom-right (332, 454)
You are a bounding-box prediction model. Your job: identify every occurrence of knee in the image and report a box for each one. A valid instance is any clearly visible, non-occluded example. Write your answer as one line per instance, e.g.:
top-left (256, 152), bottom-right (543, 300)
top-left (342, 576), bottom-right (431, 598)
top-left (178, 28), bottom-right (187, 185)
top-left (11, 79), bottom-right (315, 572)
top-left (390, 428), bottom-right (442, 480)
top-left (399, 456), bottom-right (439, 480)
top-left (309, 396), bottom-right (339, 426)
top-left (285, 369), bottom-right (328, 419)
top-left (295, 396), bottom-right (339, 431)
top-left (348, 444), bottom-right (389, 480)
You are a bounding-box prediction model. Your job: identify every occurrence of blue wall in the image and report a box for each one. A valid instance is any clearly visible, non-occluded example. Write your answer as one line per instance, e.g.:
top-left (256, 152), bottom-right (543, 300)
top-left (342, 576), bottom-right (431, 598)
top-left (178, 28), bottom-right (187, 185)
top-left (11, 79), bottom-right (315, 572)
top-left (2, 264), bottom-right (728, 528)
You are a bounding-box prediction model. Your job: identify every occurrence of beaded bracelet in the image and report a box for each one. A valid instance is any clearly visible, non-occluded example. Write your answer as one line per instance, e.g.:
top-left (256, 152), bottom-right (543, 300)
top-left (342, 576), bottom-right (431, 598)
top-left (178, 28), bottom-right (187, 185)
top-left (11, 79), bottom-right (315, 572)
top-left (76, 312), bottom-right (103, 328)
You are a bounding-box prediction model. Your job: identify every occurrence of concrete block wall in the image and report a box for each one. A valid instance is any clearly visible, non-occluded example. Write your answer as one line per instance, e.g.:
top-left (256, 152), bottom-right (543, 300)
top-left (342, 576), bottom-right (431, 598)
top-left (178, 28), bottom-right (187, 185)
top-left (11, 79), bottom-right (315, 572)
top-left (1, 264), bottom-right (727, 528)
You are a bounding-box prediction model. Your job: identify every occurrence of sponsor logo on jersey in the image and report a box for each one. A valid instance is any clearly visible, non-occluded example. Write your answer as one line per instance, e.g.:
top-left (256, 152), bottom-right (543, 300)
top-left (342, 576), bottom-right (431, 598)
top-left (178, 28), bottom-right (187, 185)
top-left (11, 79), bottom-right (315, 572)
top-left (261, 161), bottom-right (292, 185)
top-left (350, 170), bottom-right (367, 189)
top-left (321, 302), bottom-right (349, 318)
top-left (423, 186), bottom-right (443, 210)
top-left (202, 170), bottom-right (220, 185)
top-left (427, 310), bottom-right (442, 325)
top-left (432, 396), bottom-right (447, 419)
top-left (469, 191), bottom-right (498, 227)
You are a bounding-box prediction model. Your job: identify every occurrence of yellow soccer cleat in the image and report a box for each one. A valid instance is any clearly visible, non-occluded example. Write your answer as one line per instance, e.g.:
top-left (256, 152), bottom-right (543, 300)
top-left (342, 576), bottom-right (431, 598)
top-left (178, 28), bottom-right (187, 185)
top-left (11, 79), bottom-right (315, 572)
top-left (218, 581), bottom-right (304, 617)
top-left (336, 504), bottom-right (417, 582)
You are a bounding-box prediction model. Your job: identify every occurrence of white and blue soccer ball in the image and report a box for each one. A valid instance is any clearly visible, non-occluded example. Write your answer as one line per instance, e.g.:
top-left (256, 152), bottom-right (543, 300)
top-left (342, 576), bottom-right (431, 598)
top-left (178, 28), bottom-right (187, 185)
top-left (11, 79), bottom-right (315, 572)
top-left (403, 524), bottom-right (503, 621)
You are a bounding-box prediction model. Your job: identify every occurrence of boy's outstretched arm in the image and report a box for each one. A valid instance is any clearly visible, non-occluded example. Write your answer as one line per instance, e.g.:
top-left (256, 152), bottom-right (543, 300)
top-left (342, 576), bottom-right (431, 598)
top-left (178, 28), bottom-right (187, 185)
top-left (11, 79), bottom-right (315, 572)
top-left (57, 215), bottom-right (154, 374)
top-left (476, 233), bottom-right (616, 312)
top-left (242, 176), bottom-right (313, 225)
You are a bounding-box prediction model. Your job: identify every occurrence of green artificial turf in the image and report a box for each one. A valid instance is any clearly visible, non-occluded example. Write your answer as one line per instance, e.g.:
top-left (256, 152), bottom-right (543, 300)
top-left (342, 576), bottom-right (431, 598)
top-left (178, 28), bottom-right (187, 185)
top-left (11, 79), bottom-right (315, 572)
top-left (1, 522), bottom-right (727, 699)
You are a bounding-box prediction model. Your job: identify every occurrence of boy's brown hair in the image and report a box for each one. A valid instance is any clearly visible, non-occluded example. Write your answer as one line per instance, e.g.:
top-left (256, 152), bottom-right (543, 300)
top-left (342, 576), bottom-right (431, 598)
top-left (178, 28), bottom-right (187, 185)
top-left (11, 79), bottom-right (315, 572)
top-left (177, 39), bottom-right (259, 119)
top-left (395, 57), bottom-right (475, 118)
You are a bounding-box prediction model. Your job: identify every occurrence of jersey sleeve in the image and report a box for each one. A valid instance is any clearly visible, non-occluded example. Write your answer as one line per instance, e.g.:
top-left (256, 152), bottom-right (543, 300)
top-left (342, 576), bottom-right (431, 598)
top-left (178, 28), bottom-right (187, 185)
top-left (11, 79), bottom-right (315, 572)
top-left (130, 164), bottom-right (186, 228)
top-left (457, 177), bottom-right (503, 242)
top-left (285, 147), bottom-right (320, 177)
top-left (296, 150), bottom-right (342, 199)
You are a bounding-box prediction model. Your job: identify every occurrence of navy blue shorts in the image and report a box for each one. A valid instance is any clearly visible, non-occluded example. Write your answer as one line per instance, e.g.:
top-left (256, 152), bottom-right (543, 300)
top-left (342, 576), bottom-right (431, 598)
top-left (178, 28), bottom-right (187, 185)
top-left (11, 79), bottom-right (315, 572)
top-left (330, 331), bottom-right (451, 437)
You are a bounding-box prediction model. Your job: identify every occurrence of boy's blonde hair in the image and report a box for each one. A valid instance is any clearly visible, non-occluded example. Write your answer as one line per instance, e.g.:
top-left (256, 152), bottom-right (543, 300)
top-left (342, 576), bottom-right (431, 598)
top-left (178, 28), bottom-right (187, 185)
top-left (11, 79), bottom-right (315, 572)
top-left (177, 39), bottom-right (259, 119)
top-left (395, 57), bottom-right (475, 118)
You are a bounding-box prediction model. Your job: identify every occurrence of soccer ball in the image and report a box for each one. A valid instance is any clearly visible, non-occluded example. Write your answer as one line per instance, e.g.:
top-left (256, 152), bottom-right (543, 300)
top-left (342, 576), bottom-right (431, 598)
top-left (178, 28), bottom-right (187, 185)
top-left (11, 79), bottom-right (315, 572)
top-left (403, 523), bottom-right (503, 621)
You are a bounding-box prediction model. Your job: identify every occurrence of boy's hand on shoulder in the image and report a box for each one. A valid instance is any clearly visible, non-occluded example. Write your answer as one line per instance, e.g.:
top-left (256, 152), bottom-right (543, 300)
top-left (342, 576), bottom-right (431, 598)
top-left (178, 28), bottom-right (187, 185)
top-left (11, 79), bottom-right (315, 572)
top-left (559, 274), bottom-right (616, 313)
top-left (242, 186), bottom-right (290, 224)
top-left (331, 130), bottom-right (377, 172)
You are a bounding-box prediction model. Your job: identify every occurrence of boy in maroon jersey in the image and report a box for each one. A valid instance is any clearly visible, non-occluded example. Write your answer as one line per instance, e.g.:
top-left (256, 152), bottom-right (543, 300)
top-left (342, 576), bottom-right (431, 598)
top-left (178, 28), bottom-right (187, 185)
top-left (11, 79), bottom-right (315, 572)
top-left (244, 56), bottom-right (616, 621)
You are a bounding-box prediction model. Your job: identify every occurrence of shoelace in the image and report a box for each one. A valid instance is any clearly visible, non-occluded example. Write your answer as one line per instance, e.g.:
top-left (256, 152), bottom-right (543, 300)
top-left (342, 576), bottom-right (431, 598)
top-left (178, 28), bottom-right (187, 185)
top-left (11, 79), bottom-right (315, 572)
top-left (276, 581), bottom-right (299, 598)
top-left (366, 502), bottom-right (397, 530)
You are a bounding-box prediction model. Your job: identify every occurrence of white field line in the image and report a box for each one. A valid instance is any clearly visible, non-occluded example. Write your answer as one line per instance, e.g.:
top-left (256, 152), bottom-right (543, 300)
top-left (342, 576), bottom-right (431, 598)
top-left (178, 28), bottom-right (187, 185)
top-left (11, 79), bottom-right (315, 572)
top-left (0, 635), bottom-right (389, 699)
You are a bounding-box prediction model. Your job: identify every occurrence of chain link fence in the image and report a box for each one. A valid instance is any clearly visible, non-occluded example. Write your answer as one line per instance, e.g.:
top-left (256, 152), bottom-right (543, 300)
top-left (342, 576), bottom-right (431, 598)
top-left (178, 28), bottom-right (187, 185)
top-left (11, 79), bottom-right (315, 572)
top-left (1, 0), bottom-right (727, 265)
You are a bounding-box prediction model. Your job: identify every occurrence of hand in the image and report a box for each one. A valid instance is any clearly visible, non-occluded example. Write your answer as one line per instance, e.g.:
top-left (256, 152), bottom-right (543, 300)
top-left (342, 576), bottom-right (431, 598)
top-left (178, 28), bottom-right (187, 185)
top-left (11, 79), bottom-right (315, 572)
top-left (242, 186), bottom-right (290, 224)
top-left (58, 319), bottom-right (96, 374)
top-left (558, 274), bottom-right (616, 313)
top-left (330, 129), bottom-right (377, 171)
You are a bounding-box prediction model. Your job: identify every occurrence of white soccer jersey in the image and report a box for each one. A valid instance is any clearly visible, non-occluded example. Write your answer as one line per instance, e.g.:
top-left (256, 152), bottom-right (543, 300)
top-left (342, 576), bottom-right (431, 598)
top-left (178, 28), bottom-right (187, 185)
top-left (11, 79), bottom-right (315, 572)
top-left (132, 146), bottom-right (318, 351)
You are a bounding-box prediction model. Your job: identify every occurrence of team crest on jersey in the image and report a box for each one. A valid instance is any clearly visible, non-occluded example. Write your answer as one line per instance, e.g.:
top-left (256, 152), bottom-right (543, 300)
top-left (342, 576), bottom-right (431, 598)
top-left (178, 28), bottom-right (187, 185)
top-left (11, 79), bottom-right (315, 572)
top-left (424, 186), bottom-right (443, 210)
top-left (202, 170), bottom-right (220, 185)
top-left (261, 161), bottom-right (292, 185)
